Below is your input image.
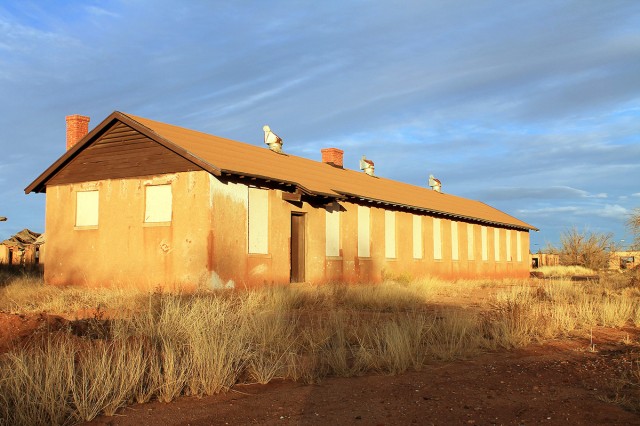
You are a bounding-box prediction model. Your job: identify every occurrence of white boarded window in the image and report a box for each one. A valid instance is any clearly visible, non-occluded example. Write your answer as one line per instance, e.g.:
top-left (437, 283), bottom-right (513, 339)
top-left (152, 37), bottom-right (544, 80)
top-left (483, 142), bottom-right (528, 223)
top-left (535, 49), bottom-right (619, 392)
top-left (433, 218), bottom-right (442, 260)
top-left (481, 226), bottom-right (488, 261)
top-left (516, 232), bottom-right (522, 262)
top-left (385, 211), bottom-right (396, 258)
top-left (467, 223), bottom-right (475, 261)
top-left (248, 188), bottom-right (269, 254)
top-left (76, 190), bottom-right (99, 227)
top-left (357, 206), bottom-right (370, 257)
top-left (412, 215), bottom-right (423, 259)
top-left (325, 205), bottom-right (340, 257)
top-left (451, 221), bottom-right (459, 260)
top-left (145, 184), bottom-right (172, 223)
top-left (506, 230), bottom-right (512, 261)
top-left (494, 228), bottom-right (500, 261)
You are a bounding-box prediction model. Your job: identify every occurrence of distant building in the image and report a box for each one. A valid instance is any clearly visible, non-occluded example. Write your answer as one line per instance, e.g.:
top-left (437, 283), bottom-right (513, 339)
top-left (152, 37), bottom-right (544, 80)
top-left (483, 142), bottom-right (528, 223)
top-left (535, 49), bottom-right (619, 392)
top-left (0, 229), bottom-right (44, 267)
top-left (26, 112), bottom-right (537, 290)
top-left (530, 253), bottom-right (559, 269)
top-left (609, 251), bottom-right (639, 271)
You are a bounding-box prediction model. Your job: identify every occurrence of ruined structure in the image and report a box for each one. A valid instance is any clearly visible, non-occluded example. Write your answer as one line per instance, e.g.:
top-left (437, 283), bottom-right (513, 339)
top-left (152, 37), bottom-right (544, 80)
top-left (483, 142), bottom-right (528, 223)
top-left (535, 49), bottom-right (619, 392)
top-left (0, 229), bottom-right (44, 267)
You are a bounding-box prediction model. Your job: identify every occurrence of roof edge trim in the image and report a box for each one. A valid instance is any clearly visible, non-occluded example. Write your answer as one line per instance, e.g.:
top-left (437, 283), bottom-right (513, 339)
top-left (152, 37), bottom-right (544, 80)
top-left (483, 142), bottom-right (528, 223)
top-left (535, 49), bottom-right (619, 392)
top-left (338, 192), bottom-right (538, 231)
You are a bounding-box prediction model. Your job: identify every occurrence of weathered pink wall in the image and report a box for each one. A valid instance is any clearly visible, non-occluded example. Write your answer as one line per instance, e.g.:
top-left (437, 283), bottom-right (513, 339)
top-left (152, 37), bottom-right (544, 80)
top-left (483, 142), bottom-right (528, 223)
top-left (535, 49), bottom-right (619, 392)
top-left (43, 170), bottom-right (531, 290)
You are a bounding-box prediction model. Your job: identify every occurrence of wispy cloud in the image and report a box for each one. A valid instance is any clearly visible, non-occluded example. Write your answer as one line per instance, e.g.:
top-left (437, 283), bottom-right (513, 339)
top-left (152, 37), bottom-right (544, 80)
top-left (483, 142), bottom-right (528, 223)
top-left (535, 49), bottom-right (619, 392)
top-left (84, 6), bottom-right (119, 19)
top-left (479, 186), bottom-right (608, 201)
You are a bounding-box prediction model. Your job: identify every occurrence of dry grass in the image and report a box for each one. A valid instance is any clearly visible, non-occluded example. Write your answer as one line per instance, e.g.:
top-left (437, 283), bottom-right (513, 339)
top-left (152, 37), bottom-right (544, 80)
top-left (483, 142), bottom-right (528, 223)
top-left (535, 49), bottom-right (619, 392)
top-left (1, 271), bottom-right (640, 425)
top-left (534, 265), bottom-right (596, 277)
top-left (0, 275), bottom-right (146, 316)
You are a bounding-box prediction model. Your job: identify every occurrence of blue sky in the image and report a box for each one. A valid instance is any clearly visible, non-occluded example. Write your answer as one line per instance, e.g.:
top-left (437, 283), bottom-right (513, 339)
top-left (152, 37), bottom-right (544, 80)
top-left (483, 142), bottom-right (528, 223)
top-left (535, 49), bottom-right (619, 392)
top-left (1, 0), bottom-right (639, 250)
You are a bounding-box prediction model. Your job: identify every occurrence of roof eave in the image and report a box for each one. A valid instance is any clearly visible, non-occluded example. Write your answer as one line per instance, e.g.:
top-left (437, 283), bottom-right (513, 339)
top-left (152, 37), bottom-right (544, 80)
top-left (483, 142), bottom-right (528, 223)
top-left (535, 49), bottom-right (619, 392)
top-left (337, 191), bottom-right (537, 231)
top-left (219, 170), bottom-right (342, 200)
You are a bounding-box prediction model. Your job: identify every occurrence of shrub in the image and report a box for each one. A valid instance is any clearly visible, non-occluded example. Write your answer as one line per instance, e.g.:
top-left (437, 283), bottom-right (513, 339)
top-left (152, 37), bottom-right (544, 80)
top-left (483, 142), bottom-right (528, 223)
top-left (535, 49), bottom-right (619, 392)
top-left (557, 227), bottom-right (614, 270)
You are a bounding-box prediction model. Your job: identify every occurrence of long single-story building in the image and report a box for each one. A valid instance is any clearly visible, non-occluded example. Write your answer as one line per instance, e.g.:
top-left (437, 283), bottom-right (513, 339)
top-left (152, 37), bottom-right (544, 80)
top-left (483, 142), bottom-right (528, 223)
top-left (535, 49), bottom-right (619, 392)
top-left (26, 112), bottom-right (537, 290)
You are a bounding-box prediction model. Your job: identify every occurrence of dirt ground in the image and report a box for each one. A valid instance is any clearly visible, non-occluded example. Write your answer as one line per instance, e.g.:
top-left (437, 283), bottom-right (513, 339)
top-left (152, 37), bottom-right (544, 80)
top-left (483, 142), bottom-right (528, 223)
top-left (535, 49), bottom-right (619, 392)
top-left (2, 312), bottom-right (640, 425)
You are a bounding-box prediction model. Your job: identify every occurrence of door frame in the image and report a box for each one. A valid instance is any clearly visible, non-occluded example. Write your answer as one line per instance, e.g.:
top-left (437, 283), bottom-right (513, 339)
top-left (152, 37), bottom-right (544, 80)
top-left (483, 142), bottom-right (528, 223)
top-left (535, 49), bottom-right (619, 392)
top-left (290, 212), bottom-right (306, 283)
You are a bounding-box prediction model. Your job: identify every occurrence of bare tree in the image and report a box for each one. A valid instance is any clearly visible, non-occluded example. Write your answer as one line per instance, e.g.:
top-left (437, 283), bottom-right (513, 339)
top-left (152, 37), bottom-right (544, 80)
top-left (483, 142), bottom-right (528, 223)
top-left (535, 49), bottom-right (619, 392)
top-left (628, 208), bottom-right (640, 250)
top-left (558, 227), bottom-right (614, 270)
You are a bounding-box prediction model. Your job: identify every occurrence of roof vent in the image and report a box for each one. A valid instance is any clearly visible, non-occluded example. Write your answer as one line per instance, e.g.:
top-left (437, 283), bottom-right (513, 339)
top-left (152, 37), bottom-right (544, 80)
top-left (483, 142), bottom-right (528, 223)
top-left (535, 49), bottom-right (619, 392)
top-left (359, 155), bottom-right (375, 176)
top-left (429, 174), bottom-right (442, 192)
top-left (263, 125), bottom-right (283, 153)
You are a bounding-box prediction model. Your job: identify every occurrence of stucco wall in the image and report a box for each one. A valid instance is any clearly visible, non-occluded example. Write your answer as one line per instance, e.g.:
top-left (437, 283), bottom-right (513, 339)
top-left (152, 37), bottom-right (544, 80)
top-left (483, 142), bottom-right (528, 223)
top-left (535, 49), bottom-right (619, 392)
top-left (43, 171), bottom-right (531, 289)
top-left (44, 171), bottom-right (212, 289)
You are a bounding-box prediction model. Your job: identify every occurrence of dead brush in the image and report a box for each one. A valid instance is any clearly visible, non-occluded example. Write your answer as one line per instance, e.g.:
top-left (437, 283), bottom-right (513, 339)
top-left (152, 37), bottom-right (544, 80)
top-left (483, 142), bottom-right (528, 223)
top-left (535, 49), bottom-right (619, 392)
top-left (3, 273), bottom-right (640, 424)
top-left (426, 309), bottom-right (484, 360)
top-left (245, 310), bottom-right (299, 384)
top-left (366, 312), bottom-right (431, 372)
top-left (71, 338), bottom-right (145, 420)
top-left (0, 332), bottom-right (76, 426)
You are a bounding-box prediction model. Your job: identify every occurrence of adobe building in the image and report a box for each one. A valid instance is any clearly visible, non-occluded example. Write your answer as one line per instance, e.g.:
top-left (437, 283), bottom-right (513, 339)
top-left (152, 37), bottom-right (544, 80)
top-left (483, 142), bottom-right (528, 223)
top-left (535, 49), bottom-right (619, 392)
top-left (26, 112), bottom-right (537, 290)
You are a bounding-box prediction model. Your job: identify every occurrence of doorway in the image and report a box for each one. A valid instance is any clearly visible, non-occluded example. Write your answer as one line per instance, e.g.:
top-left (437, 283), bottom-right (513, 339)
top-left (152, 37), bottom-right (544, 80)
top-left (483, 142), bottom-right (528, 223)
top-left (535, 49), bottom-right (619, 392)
top-left (290, 213), bottom-right (305, 282)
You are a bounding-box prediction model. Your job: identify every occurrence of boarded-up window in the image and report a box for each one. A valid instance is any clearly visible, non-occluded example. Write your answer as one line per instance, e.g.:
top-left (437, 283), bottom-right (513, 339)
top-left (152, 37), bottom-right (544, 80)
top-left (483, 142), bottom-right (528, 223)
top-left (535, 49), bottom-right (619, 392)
top-left (506, 230), bottom-right (512, 261)
top-left (357, 206), bottom-right (370, 257)
top-left (516, 232), bottom-right (522, 262)
top-left (76, 190), bottom-right (99, 227)
top-left (325, 205), bottom-right (340, 257)
top-left (467, 223), bottom-right (475, 261)
top-left (494, 228), bottom-right (500, 261)
top-left (145, 184), bottom-right (172, 223)
top-left (433, 218), bottom-right (442, 260)
top-left (481, 226), bottom-right (488, 261)
top-left (413, 215), bottom-right (423, 259)
top-left (248, 188), bottom-right (269, 254)
top-left (451, 221), bottom-right (459, 261)
top-left (385, 211), bottom-right (396, 258)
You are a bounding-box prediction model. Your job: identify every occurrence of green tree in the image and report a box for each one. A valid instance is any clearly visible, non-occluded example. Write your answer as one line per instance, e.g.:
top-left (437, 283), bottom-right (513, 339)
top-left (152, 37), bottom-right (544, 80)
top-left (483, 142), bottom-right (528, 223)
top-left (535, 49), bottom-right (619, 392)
top-left (558, 227), bottom-right (614, 270)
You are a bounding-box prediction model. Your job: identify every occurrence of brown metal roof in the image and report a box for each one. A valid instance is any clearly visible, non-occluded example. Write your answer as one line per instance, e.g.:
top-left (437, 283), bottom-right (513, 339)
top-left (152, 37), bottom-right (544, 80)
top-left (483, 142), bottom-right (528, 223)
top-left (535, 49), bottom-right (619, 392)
top-left (26, 111), bottom-right (537, 231)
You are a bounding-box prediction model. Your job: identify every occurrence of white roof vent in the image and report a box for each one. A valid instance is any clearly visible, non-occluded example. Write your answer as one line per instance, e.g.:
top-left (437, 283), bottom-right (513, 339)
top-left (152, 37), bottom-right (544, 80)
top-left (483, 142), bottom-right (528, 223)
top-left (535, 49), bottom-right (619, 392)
top-left (429, 174), bottom-right (442, 192)
top-left (263, 125), bottom-right (283, 153)
top-left (359, 155), bottom-right (375, 176)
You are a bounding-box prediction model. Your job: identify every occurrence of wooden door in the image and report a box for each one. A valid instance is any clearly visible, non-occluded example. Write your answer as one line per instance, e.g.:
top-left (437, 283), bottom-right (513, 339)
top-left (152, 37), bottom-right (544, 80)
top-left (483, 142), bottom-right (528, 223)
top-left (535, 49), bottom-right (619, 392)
top-left (290, 213), bottom-right (305, 282)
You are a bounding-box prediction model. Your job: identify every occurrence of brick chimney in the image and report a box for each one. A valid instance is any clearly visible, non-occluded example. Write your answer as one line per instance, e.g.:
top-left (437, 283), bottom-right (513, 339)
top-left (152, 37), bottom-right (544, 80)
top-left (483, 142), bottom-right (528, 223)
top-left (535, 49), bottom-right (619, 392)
top-left (321, 148), bottom-right (344, 168)
top-left (66, 115), bottom-right (90, 150)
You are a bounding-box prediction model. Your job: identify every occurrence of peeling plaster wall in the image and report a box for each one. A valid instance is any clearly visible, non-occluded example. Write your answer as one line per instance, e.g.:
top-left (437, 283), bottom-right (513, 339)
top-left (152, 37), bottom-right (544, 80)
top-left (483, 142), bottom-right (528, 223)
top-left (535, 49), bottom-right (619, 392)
top-left (43, 170), bottom-right (531, 290)
top-left (44, 171), bottom-right (212, 289)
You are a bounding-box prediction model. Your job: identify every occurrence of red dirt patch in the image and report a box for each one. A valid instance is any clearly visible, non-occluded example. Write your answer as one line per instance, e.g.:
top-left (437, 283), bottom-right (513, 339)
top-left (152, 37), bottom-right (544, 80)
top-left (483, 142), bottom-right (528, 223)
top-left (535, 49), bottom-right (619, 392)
top-left (0, 312), bottom-right (68, 352)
